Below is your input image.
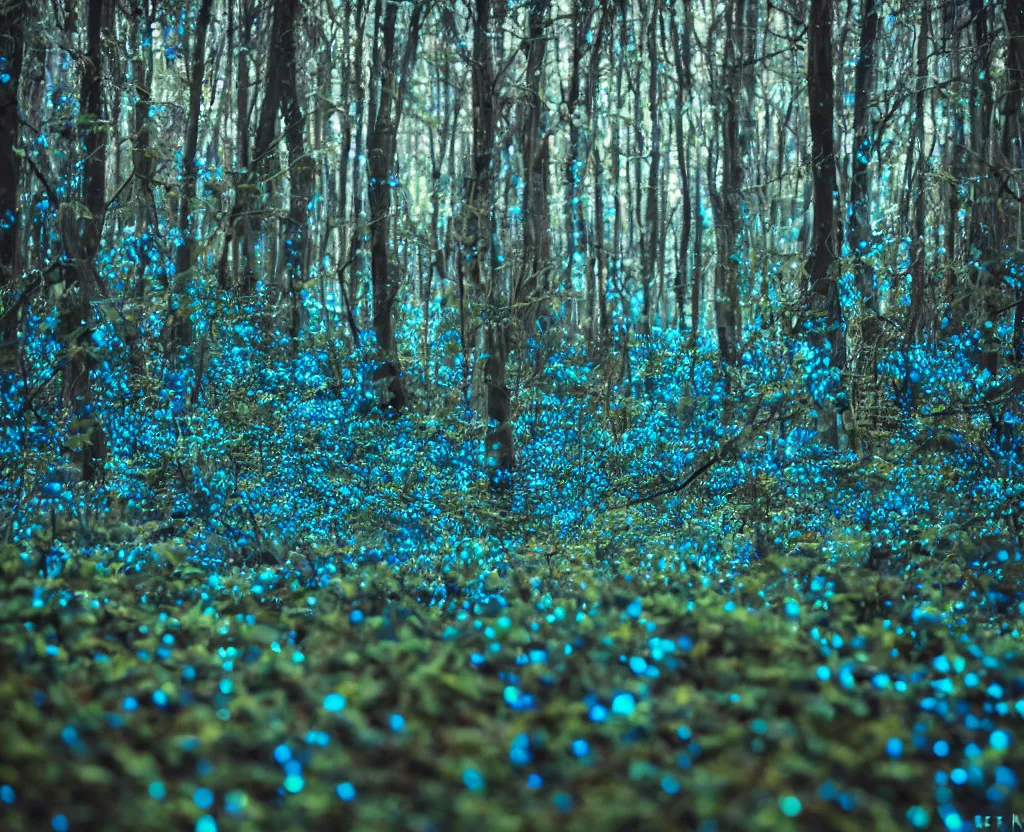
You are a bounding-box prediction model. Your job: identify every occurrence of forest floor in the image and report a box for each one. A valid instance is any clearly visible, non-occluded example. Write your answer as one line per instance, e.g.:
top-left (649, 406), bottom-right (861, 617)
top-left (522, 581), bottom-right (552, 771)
top-left (1, 493), bottom-right (1023, 832)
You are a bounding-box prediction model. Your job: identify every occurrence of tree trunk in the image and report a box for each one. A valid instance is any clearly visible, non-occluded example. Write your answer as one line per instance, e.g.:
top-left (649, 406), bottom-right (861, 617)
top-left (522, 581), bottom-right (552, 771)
top-left (366, 1), bottom-right (425, 411)
top-left (168, 0), bottom-right (214, 361)
top-left (669, 1), bottom-right (692, 333)
top-left (519, 0), bottom-right (552, 338)
top-left (0, 0), bottom-right (25, 290)
top-left (277, 0), bottom-right (314, 348)
top-left (848, 0), bottom-right (878, 308)
top-left (907, 0), bottom-right (929, 346)
top-left (710, 0), bottom-right (744, 367)
top-left (643, 0), bottom-right (661, 335)
top-left (807, 0), bottom-right (845, 445)
top-left (65, 0), bottom-right (108, 481)
top-left (1002, 0), bottom-right (1024, 362)
top-left (461, 0), bottom-right (510, 488)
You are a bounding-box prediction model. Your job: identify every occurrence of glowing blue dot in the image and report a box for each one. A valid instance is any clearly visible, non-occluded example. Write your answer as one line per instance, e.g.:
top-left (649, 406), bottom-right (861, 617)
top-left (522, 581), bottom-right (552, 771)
top-left (991, 730), bottom-right (1011, 750)
top-left (527, 773), bottom-right (543, 790)
top-left (816, 666), bottom-right (830, 681)
top-left (589, 704), bottom-right (608, 722)
top-left (52, 815), bottom-right (69, 832)
top-left (611, 692), bottom-right (636, 716)
top-left (661, 775), bottom-right (681, 794)
top-left (336, 782), bottom-right (356, 801)
top-left (273, 744), bottom-right (291, 764)
top-left (996, 766), bottom-right (1017, 787)
top-left (943, 811), bottom-right (963, 831)
top-left (390, 713), bottom-right (405, 732)
top-left (0, 785), bottom-right (15, 804)
top-left (785, 600), bottom-right (800, 617)
top-left (148, 781), bottom-right (166, 800)
top-left (886, 737), bottom-right (903, 758)
top-left (123, 696), bottom-right (138, 711)
top-left (324, 693), bottom-right (346, 712)
top-left (950, 768), bottom-right (968, 785)
top-left (463, 769), bottom-right (485, 791)
top-left (779, 796), bottom-right (802, 817)
top-left (284, 774), bottom-right (304, 793)
top-left (193, 787), bottom-right (214, 809)
top-left (906, 806), bottom-right (929, 828)
top-left (572, 739), bottom-right (589, 757)
top-left (628, 656), bottom-right (647, 674)
top-left (196, 816), bottom-right (217, 832)
top-left (350, 610), bottom-right (364, 624)
top-left (933, 740), bottom-right (950, 757)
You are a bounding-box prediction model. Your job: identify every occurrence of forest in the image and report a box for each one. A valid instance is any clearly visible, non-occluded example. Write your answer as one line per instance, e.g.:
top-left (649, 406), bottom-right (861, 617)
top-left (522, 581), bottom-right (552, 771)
top-left (1, 0), bottom-right (1023, 828)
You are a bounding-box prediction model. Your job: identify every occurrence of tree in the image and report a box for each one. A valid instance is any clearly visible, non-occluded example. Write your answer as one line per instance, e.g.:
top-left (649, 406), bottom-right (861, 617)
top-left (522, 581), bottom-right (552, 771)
top-left (707, 0), bottom-right (744, 368)
top-left (167, 0), bottom-right (214, 361)
top-left (62, 0), bottom-right (108, 481)
top-left (848, 0), bottom-right (879, 309)
top-left (366, 0), bottom-right (426, 411)
top-left (806, 0), bottom-right (845, 445)
top-left (0, 0), bottom-right (24, 290)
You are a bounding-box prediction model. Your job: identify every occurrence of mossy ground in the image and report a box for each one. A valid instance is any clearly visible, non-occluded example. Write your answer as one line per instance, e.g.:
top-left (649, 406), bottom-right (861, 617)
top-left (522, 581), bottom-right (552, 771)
top-left (2, 513), bottom-right (1022, 832)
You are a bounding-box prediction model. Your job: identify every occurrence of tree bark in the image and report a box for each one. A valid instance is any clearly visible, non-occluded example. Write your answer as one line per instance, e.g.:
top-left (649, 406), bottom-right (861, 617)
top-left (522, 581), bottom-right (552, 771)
top-left (848, 0), bottom-right (878, 308)
top-left (709, 0), bottom-right (744, 367)
top-left (907, 0), bottom-right (929, 346)
top-left (168, 0), bottom-right (214, 360)
top-left (64, 0), bottom-right (108, 480)
top-left (277, 0), bottom-right (314, 347)
top-left (366, 0), bottom-right (426, 411)
top-left (0, 0), bottom-right (25, 290)
top-left (807, 0), bottom-right (845, 445)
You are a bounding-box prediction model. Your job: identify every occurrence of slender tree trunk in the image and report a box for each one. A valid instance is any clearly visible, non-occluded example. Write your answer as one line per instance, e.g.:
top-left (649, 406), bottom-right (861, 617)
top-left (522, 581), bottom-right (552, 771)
top-left (589, 8), bottom-right (610, 338)
top-left (461, 0), bottom-right (510, 487)
top-left (643, 0), bottom-right (661, 335)
top-left (168, 0), bottom-right (214, 360)
top-left (1002, 0), bottom-right (1024, 362)
top-left (710, 0), bottom-right (744, 367)
top-left (669, 1), bottom-right (692, 333)
top-left (807, 0), bottom-right (845, 445)
top-left (563, 0), bottom-right (592, 330)
top-left (907, 0), bottom-right (929, 346)
top-left (65, 0), bottom-right (108, 481)
top-left (969, 0), bottom-right (1000, 375)
top-left (0, 0), bottom-right (25, 290)
top-left (348, 0), bottom-right (368, 323)
top-left (229, 0), bottom-right (255, 294)
top-left (277, 0), bottom-right (314, 348)
top-left (692, 141), bottom-right (702, 343)
top-left (849, 0), bottom-right (878, 308)
top-left (519, 0), bottom-right (552, 338)
top-left (366, 0), bottom-right (425, 410)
